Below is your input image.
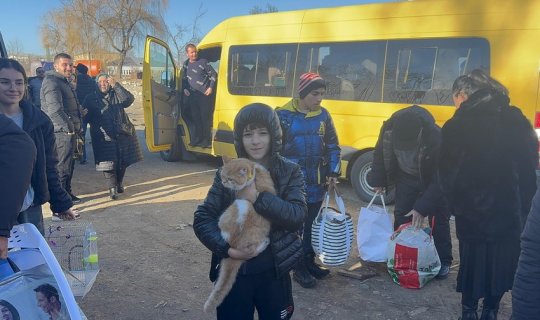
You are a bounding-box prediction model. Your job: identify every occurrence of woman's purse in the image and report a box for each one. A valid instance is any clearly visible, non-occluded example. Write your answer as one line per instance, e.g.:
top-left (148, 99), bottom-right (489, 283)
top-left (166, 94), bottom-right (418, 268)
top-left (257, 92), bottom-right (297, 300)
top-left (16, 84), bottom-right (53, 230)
top-left (117, 110), bottom-right (135, 136)
top-left (311, 184), bottom-right (354, 266)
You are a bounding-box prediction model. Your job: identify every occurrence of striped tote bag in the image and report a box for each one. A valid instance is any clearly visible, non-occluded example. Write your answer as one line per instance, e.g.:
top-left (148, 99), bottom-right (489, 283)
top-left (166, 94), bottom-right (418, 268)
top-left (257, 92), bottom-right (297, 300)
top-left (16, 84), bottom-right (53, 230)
top-left (311, 187), bottom-right (354, 266)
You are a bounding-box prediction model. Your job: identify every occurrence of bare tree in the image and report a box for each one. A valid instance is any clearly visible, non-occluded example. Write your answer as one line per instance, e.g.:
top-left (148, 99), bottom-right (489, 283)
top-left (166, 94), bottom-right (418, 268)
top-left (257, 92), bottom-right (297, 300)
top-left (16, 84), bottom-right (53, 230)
top-left (164, 3), bottom-right (207, 65)
top-left (40, 4), bottom-right (103, 61)
top-left (249, 3), bottom-right (278, 14)
top-left (7, 38), bottom-right (25, 57)
top-left (86, 0), bottom-right (167, 77)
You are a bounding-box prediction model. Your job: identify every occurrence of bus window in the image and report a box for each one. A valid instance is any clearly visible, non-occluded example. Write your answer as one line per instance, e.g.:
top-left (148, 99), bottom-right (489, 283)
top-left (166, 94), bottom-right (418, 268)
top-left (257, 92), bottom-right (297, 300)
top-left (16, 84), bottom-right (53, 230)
top-left (228, 44), bottom-right (296, 97)
top-left (149, 42), bottom-right (176, 89)
top-left (384, 38), bottom-right (490, 106)
top-left (297, 41), bottom-right (385, 102)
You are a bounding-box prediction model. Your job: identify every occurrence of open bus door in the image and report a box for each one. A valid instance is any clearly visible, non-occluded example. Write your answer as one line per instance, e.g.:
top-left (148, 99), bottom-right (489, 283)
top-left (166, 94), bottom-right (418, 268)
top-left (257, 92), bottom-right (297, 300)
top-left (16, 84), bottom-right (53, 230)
top-left (0, 31), bottom-right (7, 58)
top-left (142, 36), bottom-right (180, 154)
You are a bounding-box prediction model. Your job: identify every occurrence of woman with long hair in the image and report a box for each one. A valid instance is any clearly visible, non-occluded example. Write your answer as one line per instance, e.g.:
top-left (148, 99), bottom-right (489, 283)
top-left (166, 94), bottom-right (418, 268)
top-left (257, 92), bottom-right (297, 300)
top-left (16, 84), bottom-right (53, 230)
top-left (0, 58), bottom-right (78, 233)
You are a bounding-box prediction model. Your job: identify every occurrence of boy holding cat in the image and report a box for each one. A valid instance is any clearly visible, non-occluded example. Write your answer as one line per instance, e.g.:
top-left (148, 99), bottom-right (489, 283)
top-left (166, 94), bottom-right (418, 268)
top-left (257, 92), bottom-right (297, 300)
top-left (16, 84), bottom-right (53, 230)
top-left (277, 72), bottom-right (341, 288)
top-left (193, 103), bottom-right (307, 319)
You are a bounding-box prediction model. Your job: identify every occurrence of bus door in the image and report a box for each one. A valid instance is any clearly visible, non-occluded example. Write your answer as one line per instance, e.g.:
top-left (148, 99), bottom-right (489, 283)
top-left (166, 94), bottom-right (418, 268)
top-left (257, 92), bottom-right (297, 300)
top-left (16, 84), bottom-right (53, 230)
top-left (0, 32), bottom-right (6, 58)
top-left (142, 36), bottom-right (179, 151)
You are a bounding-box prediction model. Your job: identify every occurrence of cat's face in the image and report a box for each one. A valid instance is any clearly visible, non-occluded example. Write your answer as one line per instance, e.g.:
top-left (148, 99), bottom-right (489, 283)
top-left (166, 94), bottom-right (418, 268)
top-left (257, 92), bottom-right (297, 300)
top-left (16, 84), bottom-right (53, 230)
top-left (220, 158), bottom-right (255, 191)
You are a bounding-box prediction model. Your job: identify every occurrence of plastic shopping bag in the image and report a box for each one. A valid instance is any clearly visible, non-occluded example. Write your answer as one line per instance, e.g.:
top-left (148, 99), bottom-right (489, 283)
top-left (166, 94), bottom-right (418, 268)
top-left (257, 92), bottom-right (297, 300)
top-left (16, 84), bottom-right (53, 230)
top-left (312, 186), bottom-right (354, 266)
top-left (357, 193), bottom-right (393, 262)
top-left (387, 224), bottom-right (441, 289)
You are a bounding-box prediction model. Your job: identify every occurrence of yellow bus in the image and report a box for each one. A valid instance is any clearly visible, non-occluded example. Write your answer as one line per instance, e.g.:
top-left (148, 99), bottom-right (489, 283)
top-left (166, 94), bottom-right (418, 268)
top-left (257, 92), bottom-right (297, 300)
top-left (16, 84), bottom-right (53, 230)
top-left (143, 0), bottom-right (540, 203)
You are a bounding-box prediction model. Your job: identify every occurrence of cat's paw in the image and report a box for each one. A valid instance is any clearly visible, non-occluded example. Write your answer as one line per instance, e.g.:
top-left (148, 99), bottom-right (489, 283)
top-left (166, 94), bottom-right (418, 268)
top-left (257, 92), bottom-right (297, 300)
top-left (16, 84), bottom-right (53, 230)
top-left (254, 238), bottom-right (270, 254)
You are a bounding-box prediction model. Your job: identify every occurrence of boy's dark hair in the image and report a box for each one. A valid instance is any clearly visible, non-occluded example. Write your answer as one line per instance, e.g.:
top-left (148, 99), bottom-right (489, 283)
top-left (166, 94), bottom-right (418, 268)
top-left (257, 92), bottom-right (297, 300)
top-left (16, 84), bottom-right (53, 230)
top-left (233, 103), bottom-right (283, 159)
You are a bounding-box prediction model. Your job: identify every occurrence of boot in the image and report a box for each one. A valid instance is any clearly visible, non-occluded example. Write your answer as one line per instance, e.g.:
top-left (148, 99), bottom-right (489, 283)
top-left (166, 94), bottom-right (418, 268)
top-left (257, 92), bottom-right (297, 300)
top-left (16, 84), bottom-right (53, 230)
top-left (117, 185), bottom-right (124, 193)
top-left (459, 297), bottom-right (478, 320)
top-left (292, 260), bottom-right (316, 288)
top-left (305, 253), bottom-right (330, 279)
top-left (480, 296), bottom-right (500, 320)
top-left (479, 309), bottom-right (497, 320)
top-left (109, 187), bottom-right (118, 200)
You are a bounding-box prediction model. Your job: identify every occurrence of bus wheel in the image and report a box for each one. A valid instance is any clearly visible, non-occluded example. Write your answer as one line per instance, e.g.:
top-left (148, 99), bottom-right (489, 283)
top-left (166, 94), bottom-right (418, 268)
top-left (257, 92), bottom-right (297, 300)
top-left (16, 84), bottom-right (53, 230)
top-left (350, 151), bottom-right (395, 205)
top-left (160, 131), bottom-right (196, 162)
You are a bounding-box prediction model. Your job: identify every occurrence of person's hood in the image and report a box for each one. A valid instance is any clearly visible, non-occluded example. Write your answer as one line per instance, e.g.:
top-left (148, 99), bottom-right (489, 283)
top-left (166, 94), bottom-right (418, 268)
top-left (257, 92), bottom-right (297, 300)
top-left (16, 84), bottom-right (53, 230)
top-left (20, 99), bottom-right (48, 132)
top-left (233, 103), bottom-right (282, 160)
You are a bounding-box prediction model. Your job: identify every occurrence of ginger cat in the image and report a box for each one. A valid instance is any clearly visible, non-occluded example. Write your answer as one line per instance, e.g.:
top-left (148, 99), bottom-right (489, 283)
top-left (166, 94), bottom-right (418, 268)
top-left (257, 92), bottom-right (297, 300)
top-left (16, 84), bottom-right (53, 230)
top-left (203, 156), bottom-right (275, 312)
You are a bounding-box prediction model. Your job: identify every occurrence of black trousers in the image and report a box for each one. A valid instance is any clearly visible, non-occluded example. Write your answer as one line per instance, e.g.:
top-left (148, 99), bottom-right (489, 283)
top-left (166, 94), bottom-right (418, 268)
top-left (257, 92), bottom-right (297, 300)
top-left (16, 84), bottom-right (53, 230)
top-left (216, 269), bottom-right (294, 320)
top-left (54, 132), bottom-right (76, 194)
top-left (189, 91), bottom-right (212, 146)
top-left (103, 167), bottom-right (126, 189)
top-left (301, 201), bottom-right (323, 256)
top-left (393, 173), bottom-right (453, 266)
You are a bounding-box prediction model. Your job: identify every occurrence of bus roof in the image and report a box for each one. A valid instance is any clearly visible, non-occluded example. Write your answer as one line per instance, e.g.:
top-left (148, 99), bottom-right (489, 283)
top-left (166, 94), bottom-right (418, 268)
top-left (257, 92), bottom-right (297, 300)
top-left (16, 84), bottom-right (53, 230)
top-left (198, 0), bottom-right (540, 47)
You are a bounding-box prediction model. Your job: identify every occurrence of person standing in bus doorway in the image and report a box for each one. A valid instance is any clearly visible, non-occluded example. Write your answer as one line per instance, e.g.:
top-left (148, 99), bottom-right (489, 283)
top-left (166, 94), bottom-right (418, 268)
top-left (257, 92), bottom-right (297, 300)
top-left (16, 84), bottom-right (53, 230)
top-left (182, 43), bottom-right (217, 148)
top-left (368, 105), bottom-right (453, 280)
top-left (439, 70), bottom-right (537, 320)
top-left (194, 103), bottom-right (306, 319)
top-left (277, 72), bottom-right (341, 288)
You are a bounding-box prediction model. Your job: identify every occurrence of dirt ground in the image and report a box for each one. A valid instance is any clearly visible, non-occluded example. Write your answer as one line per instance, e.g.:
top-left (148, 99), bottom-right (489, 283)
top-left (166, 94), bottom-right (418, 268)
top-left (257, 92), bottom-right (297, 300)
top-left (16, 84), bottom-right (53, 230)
top-left (41, 80), bottom-right (513, 320)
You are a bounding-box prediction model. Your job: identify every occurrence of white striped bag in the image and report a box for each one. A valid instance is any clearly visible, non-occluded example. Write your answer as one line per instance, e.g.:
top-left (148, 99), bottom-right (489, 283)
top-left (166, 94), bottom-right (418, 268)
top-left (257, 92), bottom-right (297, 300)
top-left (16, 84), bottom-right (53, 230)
top-left (311, 187), bottom-right (354, 266)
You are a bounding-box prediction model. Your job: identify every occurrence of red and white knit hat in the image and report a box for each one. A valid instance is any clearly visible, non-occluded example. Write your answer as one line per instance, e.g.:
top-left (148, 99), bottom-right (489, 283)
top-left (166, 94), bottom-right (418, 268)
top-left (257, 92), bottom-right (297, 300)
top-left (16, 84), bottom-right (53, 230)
top-left (298, 72), bottom-right (326, 99)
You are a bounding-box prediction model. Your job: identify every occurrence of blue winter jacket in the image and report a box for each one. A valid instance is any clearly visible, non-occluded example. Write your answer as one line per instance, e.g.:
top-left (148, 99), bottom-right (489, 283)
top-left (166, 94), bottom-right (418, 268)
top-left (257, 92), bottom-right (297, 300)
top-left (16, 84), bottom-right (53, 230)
top-left (277, 99), bottom-right (341, 203)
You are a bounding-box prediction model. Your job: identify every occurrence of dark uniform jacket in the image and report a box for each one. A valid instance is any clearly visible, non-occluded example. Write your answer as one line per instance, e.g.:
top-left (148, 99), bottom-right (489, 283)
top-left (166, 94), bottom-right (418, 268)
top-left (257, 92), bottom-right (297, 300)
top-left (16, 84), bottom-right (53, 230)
top-left (439, 88), bottom-right (538, 241)
top-left (0, 115), bottom-right (36, 237)
top-left (21, 100), bottom-right (73, 213)
top-left (193, 104), bottom-right (306, 281)
top-left (83, 83), bottom-right (143, 169)
top-left (41, 71), bottom-right (82, 133)
top-left (369, 105), bottom-right (444, 216)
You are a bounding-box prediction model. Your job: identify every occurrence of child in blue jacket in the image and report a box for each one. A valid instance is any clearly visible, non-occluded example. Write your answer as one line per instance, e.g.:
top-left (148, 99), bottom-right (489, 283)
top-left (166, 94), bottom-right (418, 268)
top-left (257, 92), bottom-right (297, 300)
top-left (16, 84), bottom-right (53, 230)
top-left (277, 72), bottom-right (341, 288)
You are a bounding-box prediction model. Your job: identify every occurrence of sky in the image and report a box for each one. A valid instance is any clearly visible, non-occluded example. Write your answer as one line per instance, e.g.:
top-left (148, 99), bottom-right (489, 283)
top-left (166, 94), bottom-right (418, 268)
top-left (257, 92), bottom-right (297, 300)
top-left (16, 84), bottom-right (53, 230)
top-left (0, 0), bottom-right (394, 56)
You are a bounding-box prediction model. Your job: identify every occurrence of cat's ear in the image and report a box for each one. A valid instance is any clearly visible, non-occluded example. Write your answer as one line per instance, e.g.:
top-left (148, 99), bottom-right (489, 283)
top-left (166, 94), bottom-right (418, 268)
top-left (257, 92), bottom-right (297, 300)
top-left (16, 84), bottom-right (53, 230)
top-left (222, 155), bottom-right (232, 164)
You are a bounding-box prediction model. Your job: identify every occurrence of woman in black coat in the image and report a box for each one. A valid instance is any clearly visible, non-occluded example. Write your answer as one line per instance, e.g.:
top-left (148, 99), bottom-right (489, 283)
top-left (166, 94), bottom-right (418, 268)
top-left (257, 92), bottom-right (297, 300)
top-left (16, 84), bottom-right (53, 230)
top-left (439, 70), bottom-right (538, 320)
top-left (83, 74), bottom-right (143, 200)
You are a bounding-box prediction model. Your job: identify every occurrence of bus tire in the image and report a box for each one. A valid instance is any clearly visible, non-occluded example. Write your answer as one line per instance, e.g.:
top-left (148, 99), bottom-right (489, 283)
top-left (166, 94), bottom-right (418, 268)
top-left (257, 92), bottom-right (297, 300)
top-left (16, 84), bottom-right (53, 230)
top-left (350, 151), bottom-right (395, 205)
top-left (160, 130), bottom-right (196, 162)
top-left (160, 144), bottom-right (182, 162)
